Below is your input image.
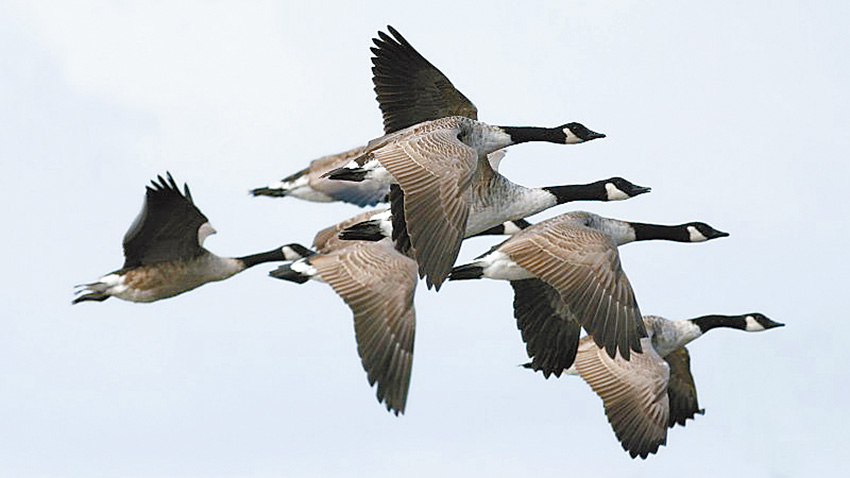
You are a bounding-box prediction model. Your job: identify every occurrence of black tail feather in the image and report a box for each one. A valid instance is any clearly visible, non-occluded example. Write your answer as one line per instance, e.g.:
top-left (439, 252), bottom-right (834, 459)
top-left (72, 292), bottom-right (111, 304)
top-left (448, 264), bottom-right (484, 281)
top-left (251, 186), bottom-right (288, 197)
top-left (269, 263), bottom-right (311, 284)
top-left (325, 168), bottom-right (368, 182)
top-left (339, 221), bottom-right (385, 242)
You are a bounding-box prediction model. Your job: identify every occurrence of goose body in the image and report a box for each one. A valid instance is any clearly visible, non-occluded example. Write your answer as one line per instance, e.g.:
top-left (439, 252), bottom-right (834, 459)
top-left (73, 173), bottom-right (296, 304)
top-left (251, 145), bottom-right (390, 206)
top-left (568, 312), bottom-right (783, 458)
top-left (250, 25), bottom-right (478, 207)
top-left (448, 211), bottom-right (729, 363)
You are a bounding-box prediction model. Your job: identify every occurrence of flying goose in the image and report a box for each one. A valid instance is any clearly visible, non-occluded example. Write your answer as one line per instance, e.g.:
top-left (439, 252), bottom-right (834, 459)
top-left (448, 211), bottom-right (729, 362)
top-left (267, 207), bottom-right (534, 415)
top-left (565, 312), bottom-right (784, 458)
top-left (267, 208), bottom-right (420, 414)
top-left (73, 173), bottom-right (300, 304)
top-left (250, 25), bottom-right (478, 206)
top-left (324, 115), bottom-right (605, 290)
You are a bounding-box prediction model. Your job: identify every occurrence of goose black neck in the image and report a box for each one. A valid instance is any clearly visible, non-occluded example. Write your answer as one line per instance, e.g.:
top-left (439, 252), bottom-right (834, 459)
top-left (630, 223), bottom-right (690, 242)
top-left (501, 126), bottom-right (563, 145)
top-left (542, 182), bottom-right (606, 204)
top-left (238, 248), bottom-right (288, 268)
top-left (690, 314), bottom-right (748, 333)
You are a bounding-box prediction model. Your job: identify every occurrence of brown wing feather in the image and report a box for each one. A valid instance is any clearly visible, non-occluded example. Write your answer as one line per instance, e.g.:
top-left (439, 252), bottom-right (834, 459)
top-left (374, 119), bottom-right (478, 289)
top-left (575, 336), bottom-right (670, 459)
top-left (311, 239), bottom-right (418, 415)
top-left (500, 218), bottom-right (646, 360)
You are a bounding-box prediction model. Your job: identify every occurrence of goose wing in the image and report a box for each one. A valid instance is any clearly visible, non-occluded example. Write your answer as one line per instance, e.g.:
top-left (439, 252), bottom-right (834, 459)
top-left (374, 119), bottom-right (478, 289)
top-left (310, 239), bottom-right (418, 415)
top-left (122, 173), bottom-right (209, 268)
top-left (664, 346), bottom-right (704, 427)
top-left (574, 336), bottom-right (670, 459)
top-left (510, 278), bottom-right (581, 377)
top-left (499, 218), bottom-right (646, 360)
top-left (372, 25), bottom-right (478, 134)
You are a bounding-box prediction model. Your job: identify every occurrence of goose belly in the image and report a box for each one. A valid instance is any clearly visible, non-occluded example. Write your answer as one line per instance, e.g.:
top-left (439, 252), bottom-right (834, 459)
top-left (465, 188), bottom-right (555, 236)
top-left (111, 259), bottom-right (242, 302)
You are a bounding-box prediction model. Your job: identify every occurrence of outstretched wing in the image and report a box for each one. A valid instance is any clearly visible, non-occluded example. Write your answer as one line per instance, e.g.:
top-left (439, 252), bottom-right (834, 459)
top-left (122, 173), bottom-right (209, 268)
top-left (500, 216), bottom-right (647, 360)
top-left (574, 336), bottom-right (670, 459)
top-left (665, 346), bottom-right (705, 427)
top-left (510, 278), bottom-right (581, 377)
top-left (372, 25), bottom-right (478, 134)
top-left (311, 239), bottom-right (418, 415)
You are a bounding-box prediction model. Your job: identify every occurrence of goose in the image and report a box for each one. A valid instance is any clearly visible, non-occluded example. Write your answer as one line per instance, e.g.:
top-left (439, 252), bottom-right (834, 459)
top-left (250, 25), bottom-right (478, 206)
top-left (250, 144), bottom-right (388, 206)
top-left (266, 208), bottom-right (532, 415)
top-left (73, 173), bottom-right (300, 304)
top-left (324, 115), bottom-right (605, 290)
top-left (267, 208), bottom-right (421, 415)
top-left (563, 312), bottom-right (784, 458)
top-left (448, 211), bottom-right (729, 362)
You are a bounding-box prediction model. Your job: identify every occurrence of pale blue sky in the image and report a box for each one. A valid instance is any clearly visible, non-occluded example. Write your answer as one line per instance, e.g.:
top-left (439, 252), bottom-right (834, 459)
top-left (1, 1), bottom-right (847, 476)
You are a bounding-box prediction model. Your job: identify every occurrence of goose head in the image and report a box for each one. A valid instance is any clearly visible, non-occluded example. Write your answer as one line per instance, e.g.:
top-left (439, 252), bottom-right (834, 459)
top-left (742, 312), bottom-right (785, 331)
top-left (604, 177), bottom-right (652, 201)
top-left (561, 122), bottom-right (606, 144)
top-left (684, 222), bottom-right (730, 242)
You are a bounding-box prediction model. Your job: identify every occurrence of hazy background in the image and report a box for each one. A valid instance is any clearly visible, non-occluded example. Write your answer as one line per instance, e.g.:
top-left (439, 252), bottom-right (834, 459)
top-left (1, 1), bottom-right (847, 476)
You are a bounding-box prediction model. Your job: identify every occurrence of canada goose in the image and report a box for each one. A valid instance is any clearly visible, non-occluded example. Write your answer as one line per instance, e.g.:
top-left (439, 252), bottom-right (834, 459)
top-left (250, 145), bottom-right (388, 206)
top-left (337, 177), bottom-right (650, 244)
top-left (324, 116), bottom-right (605, 290)
top-left (267, 208), bottom-right (418, 414)
top-left (267, 208), bottom-right (534, 415)
top-left (250, 25), bottom-right (478, 206)
top-left (564, 312), bottom-right (784, 459)
top-left (448, 211), bottom-right (729, 362)
top-left (73, 173), bottom-right (299, 304)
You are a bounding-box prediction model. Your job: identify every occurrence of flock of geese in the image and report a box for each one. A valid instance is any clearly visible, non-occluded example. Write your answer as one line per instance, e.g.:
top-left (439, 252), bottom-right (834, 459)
top-left (73, 26), bottom-right (783, 459)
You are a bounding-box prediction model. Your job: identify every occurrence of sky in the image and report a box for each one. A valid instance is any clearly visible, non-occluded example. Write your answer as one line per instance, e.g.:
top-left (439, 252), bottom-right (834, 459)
top-left (1, 1), bottom-right (848, 476)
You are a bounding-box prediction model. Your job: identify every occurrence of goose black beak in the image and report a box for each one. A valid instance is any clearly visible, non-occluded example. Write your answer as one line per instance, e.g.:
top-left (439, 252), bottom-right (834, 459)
top-left (631, 185), bottom-right (652, 196)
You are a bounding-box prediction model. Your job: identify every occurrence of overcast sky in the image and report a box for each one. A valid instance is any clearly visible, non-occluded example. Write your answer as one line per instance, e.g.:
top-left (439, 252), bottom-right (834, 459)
top-left (1, 1), bottom-right (847, 476)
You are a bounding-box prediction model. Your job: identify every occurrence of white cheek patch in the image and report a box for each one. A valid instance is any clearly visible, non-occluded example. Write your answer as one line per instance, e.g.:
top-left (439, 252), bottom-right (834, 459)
top-left (281, 246), bottom-right (305, 261)
top-left (687, 226), bottom-right (708, 242)
top-left (563, 128), bottom-right (582, 144)
top-left (197, 222), bottom-right (217, 246)
top-left (605, 183), bottom-right (630, 201)
top-left (744, 315), bottom-right (767, 331)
